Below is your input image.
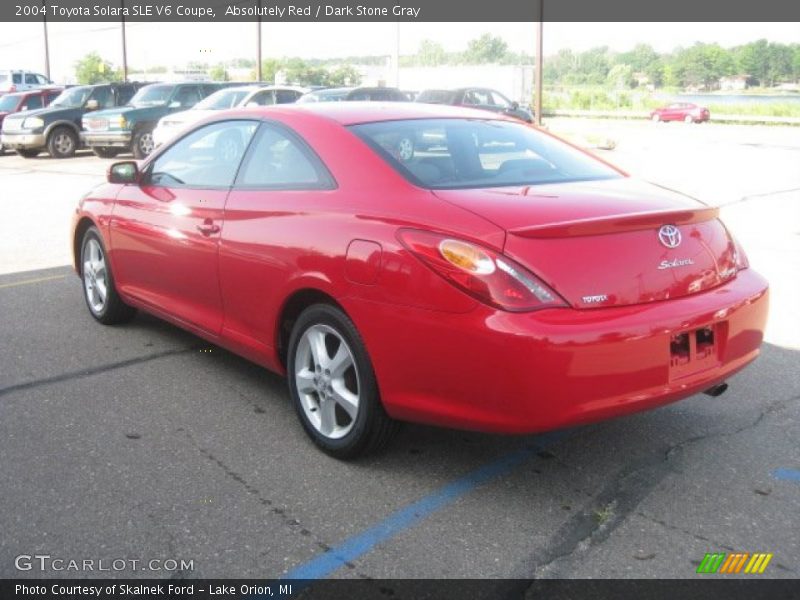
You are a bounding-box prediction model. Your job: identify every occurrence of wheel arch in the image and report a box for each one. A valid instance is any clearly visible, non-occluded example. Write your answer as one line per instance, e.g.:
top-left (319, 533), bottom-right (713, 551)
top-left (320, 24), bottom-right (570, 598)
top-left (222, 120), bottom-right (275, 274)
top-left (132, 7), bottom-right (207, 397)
top-left (276, 287), bottom-right (349, 370)
top-left (44, 119), bottom-right (80, 140)
top-left (72, 216), bottom-right (100, 275)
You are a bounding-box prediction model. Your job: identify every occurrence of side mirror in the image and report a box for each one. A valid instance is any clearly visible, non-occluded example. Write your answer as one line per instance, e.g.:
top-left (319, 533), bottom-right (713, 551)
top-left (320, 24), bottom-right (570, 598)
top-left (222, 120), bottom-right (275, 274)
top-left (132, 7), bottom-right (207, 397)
top-left (107, 161), bottom-right (139, 184)
top-left (86, 99), bottom-right (99, 111)
top-left (169, 101), bottom-right (181, 108)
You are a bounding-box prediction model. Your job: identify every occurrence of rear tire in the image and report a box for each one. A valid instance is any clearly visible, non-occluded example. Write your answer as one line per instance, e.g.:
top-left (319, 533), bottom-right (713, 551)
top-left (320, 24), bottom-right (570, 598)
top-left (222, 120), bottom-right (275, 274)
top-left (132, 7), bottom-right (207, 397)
top-left (287, 304), bottom-right (400, 459)
top-left (92, 146), bottom-right (119, 159)
top-left (80, 226), bottom-right (136, 325)
top-left (47, 126), bottom-right (78, 158)
top-left (16, 148), bottom-right (40, 158)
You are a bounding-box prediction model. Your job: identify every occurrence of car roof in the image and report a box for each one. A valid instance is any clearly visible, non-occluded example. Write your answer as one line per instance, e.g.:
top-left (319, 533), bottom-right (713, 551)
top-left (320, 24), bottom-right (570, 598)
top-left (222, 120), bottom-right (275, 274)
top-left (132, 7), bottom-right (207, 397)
top-left (222, 101), bottom-right (509, 125)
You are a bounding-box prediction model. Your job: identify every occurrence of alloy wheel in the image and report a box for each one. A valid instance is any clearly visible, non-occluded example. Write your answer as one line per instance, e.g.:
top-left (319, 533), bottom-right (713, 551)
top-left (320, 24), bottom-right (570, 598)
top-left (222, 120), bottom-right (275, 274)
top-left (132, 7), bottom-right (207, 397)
top-left (83, 238), bottom-right (108, 314)
top-left (294, 324), bottom-right (361, 439)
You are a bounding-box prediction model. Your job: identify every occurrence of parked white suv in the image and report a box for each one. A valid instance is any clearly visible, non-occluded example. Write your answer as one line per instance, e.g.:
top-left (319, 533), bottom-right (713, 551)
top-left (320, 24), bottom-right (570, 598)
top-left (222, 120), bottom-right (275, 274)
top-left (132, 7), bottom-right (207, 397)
top-left (0, 70), bottom-right (53, 95)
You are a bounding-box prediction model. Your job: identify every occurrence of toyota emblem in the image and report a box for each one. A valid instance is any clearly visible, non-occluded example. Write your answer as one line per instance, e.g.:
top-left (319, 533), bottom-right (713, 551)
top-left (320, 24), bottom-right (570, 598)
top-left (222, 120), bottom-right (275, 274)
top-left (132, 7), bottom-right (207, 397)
top-left (658, 224), bottom-right (681, 248)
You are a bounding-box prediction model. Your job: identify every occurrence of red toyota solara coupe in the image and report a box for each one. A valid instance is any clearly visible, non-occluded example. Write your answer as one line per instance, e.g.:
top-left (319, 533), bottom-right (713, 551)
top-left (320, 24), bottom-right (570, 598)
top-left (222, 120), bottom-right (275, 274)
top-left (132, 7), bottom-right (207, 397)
top-left (71, 103), bottom-right (768, 458)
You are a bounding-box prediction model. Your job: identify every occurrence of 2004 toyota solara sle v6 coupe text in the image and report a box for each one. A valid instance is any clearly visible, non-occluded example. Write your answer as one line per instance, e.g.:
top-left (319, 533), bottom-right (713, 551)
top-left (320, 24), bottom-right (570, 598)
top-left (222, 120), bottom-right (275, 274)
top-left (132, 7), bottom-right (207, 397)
top-left (71, 103), bottom-right (768, 458)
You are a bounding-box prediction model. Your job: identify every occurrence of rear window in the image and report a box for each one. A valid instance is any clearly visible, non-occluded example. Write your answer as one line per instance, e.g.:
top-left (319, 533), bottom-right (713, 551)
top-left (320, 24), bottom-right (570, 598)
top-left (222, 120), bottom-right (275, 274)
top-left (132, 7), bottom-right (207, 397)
top-left (350, 118), bottom-right (622, 190)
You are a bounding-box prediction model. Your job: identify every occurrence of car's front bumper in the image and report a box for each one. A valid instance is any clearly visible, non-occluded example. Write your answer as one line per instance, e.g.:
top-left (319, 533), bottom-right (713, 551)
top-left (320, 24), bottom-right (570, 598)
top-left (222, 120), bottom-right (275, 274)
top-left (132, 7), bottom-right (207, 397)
top-left (346, 268), bottom-right (769, 434)
top-left (82, 130), bottom-right (131, 147)
top-left (1, 131), bottom-right (45, 149)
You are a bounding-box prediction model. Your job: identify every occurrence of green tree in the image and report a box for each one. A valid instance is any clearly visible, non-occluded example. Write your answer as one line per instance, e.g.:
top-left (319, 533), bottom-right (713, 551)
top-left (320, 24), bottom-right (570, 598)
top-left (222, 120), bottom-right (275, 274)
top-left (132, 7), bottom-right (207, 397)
top-left (257, 58), bottom-right (283, 84)
top-left (74, 52), bottom-right (119, 84)
top-left (209, 65), bottom-right (230, 82)
top-left (328, 64), bottom-right (361, 86)
top-left (606, 64), bottom-right (634, 88)
top-left (463, 34), bottom-right (508, 64)
top-left (417, 39), bottom-right (446, 66)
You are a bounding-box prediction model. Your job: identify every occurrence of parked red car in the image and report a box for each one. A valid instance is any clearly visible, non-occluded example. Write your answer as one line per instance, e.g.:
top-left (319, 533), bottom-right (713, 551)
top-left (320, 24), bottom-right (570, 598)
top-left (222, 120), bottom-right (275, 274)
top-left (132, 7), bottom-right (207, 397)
top-left (0, 88), bottom-right (61, 154)
top-left (71, 103), bottom-right (767, 458)
top-left (650, 102), bottom-right (710, 123)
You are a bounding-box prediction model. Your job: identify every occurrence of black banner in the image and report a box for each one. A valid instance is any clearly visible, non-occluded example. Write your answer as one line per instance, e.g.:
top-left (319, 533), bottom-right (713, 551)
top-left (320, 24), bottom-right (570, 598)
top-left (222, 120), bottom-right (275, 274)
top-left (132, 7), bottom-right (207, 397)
top-left (3, 579), bottom-right (800, 600)
top-left (3, 0), bottom-right (800, 22)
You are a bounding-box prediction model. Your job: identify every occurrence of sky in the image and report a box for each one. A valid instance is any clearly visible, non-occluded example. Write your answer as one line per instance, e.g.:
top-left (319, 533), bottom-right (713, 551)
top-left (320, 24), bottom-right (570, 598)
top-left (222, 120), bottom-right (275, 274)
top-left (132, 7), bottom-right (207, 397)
top-left (0, 21), bottom-right (797, 83)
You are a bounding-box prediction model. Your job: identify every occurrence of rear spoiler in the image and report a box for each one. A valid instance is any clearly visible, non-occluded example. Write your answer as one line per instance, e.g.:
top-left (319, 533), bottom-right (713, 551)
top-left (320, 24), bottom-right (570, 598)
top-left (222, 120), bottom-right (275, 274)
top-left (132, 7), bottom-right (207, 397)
top-left (508, 206), bottom-right (719, 239)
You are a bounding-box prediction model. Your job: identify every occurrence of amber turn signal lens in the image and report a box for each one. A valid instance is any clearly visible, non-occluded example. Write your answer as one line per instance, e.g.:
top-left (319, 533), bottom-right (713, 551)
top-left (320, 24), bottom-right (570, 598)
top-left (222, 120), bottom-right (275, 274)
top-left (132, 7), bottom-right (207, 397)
top-left (438, 239), bottom-right (496, 275)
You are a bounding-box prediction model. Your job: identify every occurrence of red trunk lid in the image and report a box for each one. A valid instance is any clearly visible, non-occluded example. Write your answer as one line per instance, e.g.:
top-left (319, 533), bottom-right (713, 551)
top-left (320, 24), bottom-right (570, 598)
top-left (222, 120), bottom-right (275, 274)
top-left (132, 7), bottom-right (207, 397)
top-left (434, 178), bottom-right (738, 309)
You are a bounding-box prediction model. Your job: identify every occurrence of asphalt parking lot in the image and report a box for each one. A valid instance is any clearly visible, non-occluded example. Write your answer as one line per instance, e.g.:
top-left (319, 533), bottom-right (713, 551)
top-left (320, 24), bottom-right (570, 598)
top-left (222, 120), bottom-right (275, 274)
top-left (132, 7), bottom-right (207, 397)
top-left (1, 119), bottom-right (799, 585)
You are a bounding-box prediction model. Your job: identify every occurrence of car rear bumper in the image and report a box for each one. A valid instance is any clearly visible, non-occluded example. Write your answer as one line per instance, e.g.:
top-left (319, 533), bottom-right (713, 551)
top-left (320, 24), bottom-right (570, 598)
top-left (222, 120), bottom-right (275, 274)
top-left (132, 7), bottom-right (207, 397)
top-left (82, 131), bottom-right (131, 147)
top-left (1, 132), bottom-right (45, 149)
top-left (345, 268), bottom-right (769, 434)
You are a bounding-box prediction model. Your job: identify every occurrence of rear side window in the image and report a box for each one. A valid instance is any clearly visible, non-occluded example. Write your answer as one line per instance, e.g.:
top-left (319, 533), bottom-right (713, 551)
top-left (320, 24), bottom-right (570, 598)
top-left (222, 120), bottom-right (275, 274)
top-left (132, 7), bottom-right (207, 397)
top-left (235, 123), bottom-right (334, 190)
top-left (13, 73), bottom-right (22, 84)
top-left (117, 85), bottom-right (137, 105)
top-left (350, 118), bottom-right (621, 190)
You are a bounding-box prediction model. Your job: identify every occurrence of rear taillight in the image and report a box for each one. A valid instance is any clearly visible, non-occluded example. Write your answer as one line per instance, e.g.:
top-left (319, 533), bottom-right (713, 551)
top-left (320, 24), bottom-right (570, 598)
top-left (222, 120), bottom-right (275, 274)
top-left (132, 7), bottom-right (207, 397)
top-left (732, 237), bottom-right (749, 271)
top-left (398, 229), bottom-right (567, 312)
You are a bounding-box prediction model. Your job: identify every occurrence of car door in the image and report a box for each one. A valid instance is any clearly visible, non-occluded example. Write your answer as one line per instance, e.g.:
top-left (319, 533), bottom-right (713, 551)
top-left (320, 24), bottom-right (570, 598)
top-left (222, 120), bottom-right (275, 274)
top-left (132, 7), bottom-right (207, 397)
top-left (219, 121), bottom-right (337, 355)
top-left (111, 119), bottom-right (258, 334)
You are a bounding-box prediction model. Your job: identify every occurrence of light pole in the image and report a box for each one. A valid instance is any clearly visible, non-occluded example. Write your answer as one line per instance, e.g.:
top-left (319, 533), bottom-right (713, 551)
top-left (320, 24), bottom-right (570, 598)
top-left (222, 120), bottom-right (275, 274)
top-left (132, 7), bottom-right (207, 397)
top-left (534, 1), bottom-right (543, 126)
top-left (256, 0), bottom-right (262, 82)
top-left (120, 0), bottom-right (128, 81)
top-left (42, 0), bottom-right (51, 80)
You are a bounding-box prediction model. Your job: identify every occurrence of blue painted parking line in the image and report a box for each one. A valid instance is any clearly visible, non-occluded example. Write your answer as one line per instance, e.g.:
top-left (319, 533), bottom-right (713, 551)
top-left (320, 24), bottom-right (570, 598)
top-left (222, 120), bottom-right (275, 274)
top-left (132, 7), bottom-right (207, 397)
top-left (281, 430), bottom-right (569, 581)
top-left (773, 468), bottom-right (800, 483)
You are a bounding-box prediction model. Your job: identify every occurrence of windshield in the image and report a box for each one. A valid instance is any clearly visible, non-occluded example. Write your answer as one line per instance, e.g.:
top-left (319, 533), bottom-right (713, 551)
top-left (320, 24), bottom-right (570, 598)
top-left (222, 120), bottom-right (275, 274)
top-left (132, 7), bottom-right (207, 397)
top-left (51, 87), bottom-right (92, 108)
top-left (129, 84), bottom-right (174, 107)
top-left (0, 94), bottom-right (21, 111)
top-left (350, 118), bottom-right (622, 190)
top-left (195, 88), bottom-right (250, 110)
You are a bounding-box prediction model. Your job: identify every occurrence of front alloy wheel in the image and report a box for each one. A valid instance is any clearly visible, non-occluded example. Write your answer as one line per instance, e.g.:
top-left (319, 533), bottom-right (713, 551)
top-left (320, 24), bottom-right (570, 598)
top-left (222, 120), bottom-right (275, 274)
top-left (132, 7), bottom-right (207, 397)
top-left (80, 227), bottom-right (136, 325)
top-left (132, 128), bottom-right (155, 159)
top-left (287, 304), bottom-right (399, 458)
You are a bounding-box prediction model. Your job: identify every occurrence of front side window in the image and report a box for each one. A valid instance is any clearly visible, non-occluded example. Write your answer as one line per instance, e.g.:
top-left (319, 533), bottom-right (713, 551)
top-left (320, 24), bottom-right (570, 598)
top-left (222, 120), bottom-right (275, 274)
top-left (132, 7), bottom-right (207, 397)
top-left (117, 85), bottom-right (137, 105)
top-left (51, 86), bottom-right (92, 108)
top-left (351, 118), bottom-right (622, 190)
top-left (22, 95), bottom-right (43, 110)
top-left (489, 91), bottom-right (511, 109)
top-left (173, 86), bottom-right (202, 108)
top-left (148, 120), bottom-right (258, 188)
top-left (25, 73), bottom-right (38, 84)
top-left (236, 124), bottom-right (333, 190)
top-left (90, 86), bottom-right (114, 109)
top-left (463, 90), bottom-right (491, 106)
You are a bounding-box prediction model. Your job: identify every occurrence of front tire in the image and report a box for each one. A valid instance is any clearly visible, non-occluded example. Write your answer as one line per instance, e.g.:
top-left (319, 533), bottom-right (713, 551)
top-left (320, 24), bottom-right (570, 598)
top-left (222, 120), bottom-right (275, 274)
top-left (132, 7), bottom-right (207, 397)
top-left (684, 114), bottom-right (695, 124)
top-left (80, 226), bottom-right (136, 325)
top-left (132, 127), bottom-right (155, 160)
top-left (47, 126), bottom-right (78, 158)
top-left (287, 304), bottom-right (399, 459)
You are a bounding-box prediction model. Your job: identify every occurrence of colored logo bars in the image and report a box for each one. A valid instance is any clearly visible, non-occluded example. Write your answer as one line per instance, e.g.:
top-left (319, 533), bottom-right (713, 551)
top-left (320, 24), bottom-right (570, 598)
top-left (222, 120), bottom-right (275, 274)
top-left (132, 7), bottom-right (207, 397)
top-left (697, 552), bottom-right (773, 574)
